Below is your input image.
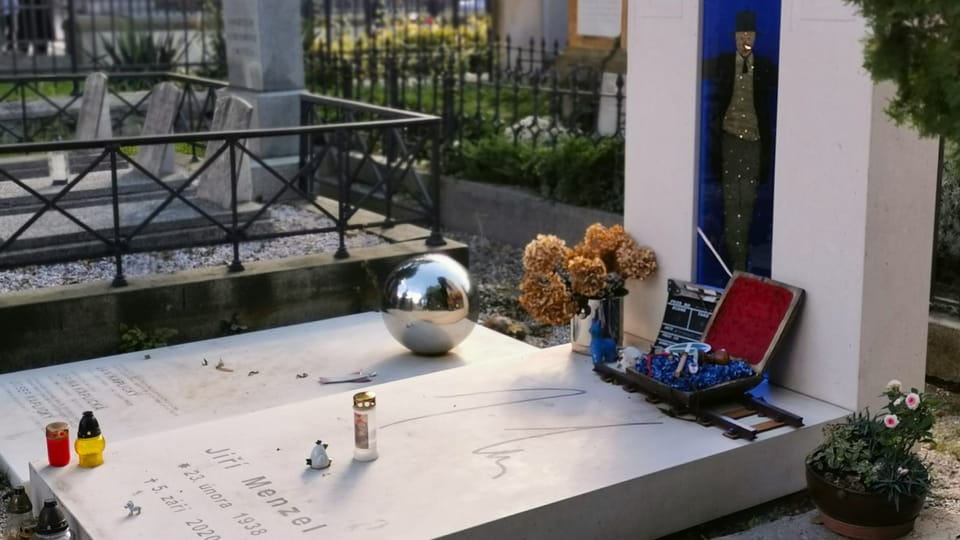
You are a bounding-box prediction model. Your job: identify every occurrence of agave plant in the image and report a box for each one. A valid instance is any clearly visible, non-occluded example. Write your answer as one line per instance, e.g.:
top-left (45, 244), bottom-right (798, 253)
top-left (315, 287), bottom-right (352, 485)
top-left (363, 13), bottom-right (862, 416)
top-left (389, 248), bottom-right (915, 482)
top-left (101, 29), bottom-right (182, 72)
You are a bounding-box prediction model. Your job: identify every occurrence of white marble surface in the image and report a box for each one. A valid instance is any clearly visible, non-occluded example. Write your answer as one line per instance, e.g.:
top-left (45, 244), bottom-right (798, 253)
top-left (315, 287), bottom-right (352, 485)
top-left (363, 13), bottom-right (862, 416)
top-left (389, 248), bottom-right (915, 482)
top-left (0, 312), bottom-right (536, 484)
top-left (31, 346), bottom-right (849, 540)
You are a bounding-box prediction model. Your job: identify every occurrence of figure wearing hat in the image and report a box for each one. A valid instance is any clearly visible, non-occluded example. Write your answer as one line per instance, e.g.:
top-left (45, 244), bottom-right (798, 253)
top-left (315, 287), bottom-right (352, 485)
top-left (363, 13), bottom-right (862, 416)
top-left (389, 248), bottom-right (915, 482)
top-left (704, 10), bottom-right (778, 272)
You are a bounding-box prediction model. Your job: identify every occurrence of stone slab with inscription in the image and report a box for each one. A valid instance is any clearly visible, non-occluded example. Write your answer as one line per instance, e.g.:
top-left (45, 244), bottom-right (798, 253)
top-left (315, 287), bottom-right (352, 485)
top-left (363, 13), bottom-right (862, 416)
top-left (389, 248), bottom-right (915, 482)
top-left (0, 312), bottom-right (536, 484)
top-left (195, 94), bottom-right (254, 209)
top-left (223, 0), bottom-right (304, 92)
top-left (130, 81), bottom-right (182, 178)
top-left (31, 346), bottom-right (848, 540)
top-left (75, 72), bottom-right (112, 141)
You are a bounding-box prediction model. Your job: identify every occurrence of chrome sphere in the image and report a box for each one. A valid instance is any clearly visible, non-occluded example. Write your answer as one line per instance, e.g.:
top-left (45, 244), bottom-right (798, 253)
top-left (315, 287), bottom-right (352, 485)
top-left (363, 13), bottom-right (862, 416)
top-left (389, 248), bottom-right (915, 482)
top-left (381, 253), bottom-right (478, 355)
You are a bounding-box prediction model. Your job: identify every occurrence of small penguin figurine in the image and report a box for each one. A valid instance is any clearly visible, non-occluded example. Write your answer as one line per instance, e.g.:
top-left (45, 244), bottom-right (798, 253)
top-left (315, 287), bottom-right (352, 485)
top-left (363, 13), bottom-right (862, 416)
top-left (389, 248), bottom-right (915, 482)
top-left (306, 440), bottom-right (332, 470)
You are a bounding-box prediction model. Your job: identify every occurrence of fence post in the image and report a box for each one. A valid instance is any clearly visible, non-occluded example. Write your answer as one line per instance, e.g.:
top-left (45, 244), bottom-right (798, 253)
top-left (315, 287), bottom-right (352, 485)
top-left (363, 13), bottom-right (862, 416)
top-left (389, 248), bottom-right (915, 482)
top-left (334, 129), bottom-right (350, 259)
top-left (108, 146), bottom-right (127, 287)
top-left (299, 98), bottom-right (311, 194)
top-left (228, 139), bottom-right (244, 272)
top-left (67, 0), bottom-right (80, 93)
top-left (324, 0), bottom-right (332, 51)
top-left (425, 121), bottom-right (446, 247)
top-left (442, 56), bottom-right (456, 142)
top-left (341, 61), bottom-right (354, 101)
top-left (385, 54), bottom-right (399, 162)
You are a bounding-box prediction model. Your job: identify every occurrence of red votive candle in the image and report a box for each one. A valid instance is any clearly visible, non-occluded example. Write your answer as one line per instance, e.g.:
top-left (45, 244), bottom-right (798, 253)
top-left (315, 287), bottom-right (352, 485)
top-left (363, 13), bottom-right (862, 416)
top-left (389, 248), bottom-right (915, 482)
top-left (45, 421), bottom-right (70, 467)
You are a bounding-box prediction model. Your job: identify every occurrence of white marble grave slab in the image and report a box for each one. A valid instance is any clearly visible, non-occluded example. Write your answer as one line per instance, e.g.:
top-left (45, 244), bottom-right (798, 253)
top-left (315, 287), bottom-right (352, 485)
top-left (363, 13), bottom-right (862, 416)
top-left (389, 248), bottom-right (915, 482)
top-left (31, 348), bottom-right (848, 540)
top-left (0, 312), bottom-right (536, 484)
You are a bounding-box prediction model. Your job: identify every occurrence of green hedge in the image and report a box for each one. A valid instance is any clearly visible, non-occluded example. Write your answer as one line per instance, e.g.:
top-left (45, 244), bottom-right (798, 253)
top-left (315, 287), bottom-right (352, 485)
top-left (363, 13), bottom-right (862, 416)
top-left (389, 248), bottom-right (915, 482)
top-left (454, 135), bottom-right (624, 212)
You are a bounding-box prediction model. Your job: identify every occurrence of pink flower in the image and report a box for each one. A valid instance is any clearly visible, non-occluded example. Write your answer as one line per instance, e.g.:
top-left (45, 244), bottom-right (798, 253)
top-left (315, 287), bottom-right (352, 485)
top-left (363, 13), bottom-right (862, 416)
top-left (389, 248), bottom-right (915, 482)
top-left (883, 414), bottom-right (899, 428)
top-left (905, 393), bottom-right (920, 410)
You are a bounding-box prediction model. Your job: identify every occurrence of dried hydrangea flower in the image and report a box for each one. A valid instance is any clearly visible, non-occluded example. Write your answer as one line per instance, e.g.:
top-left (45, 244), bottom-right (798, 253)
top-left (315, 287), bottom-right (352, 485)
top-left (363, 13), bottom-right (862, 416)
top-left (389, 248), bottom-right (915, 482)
top-left (566, 255), bottom-right (607, 298)
top-left (615, 239), bottom-right (658, 280)
top-left (522, 234), bottom-right (570, 276)
top-left (518, 274), bottom-right (577, 326)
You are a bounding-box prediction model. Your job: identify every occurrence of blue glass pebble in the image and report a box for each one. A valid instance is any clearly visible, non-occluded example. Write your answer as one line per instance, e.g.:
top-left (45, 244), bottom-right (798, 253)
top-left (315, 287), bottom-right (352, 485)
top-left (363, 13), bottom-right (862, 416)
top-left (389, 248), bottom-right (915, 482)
top-left (642, 354), bottom-right (754, 391)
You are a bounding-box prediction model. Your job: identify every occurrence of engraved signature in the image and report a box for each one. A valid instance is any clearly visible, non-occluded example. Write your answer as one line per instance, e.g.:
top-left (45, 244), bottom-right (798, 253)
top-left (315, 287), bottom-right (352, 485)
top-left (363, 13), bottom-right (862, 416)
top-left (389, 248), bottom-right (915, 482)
top-left (380, 388), bottom-right (587, 430)
top-left (473, 422), bottom-right (663, 479)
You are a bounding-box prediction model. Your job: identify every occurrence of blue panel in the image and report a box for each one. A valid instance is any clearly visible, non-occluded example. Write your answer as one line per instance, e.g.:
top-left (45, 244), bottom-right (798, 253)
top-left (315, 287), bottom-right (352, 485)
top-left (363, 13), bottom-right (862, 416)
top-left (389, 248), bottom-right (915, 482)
top-left (697, 0), bottom-right (782, 287)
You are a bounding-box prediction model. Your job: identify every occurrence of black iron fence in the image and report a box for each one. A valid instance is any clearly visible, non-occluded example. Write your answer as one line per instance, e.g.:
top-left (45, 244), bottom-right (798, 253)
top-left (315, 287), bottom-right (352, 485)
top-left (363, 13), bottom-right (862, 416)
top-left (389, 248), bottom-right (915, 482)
top-left (305, 34), bottom-right (625, 149)
top-left (0, 71), bottom-right (222, 144)
top-left (0, 0), bottom-right (220, 75)
top-left (0, 74), bottom-right (444, 285)
top-left (0, 0), bottom-right (490, 76)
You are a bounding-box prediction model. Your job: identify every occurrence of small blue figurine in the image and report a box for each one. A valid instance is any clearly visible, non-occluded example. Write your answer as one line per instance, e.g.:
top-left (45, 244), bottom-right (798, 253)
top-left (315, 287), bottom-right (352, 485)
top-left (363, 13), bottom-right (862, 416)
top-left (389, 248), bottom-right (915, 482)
top-left (589, 319), bottom-right (617, 365)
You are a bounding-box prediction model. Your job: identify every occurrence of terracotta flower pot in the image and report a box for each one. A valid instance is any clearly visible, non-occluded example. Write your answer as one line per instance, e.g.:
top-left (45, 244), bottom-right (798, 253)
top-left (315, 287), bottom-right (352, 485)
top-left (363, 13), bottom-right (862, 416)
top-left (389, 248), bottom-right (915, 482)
top-left (805, 463), bottom-right (925, 540)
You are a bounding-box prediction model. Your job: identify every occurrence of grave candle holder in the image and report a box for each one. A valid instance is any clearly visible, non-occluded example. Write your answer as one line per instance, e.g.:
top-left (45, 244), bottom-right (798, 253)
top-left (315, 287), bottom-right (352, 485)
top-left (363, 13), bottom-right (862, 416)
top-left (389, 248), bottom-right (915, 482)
top-left (45, 422), bottom-right (70, 467)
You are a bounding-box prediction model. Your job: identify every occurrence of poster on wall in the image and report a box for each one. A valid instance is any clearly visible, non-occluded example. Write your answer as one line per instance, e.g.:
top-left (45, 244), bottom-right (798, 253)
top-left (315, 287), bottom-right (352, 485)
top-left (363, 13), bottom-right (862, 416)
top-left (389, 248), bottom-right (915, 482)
top-left (577, 0), bottom-right (622, 38)
top-left (697, 1), bottom-right (781, 287)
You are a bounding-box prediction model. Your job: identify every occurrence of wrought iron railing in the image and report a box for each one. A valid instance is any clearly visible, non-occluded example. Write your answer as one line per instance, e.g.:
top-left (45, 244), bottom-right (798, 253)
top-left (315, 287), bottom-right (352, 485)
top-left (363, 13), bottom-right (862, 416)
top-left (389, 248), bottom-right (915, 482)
top-left (0, 86), bottom-right (443, 287)
top-left (0, 71), bottom-right (223, 144)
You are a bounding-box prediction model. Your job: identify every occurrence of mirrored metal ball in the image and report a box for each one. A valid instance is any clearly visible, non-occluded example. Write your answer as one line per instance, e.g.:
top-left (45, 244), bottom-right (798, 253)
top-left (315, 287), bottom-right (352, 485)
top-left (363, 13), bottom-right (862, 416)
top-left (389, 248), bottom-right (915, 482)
top-left (381, 253), bottom-right (478, 355)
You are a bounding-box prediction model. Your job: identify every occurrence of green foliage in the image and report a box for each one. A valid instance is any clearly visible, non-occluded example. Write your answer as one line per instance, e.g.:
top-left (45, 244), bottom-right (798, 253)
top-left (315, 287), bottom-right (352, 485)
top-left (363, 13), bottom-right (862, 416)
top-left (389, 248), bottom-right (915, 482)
top-left (101, 30), bottom-right (181, 73)
top-left (533, 137), bottom-right (624, 211)
top-left (219, 313), bottom-right (249, 336)
top-left (459, 134), bottom-right (537, 186)
top-left (845, 0), bottom-right (960, 141)
top-left (458, 135), bottom-right (625, 212)
top-left (119, 324), bottom-right (178, 353)
top-left (807, 381), bottom-right (937, 509)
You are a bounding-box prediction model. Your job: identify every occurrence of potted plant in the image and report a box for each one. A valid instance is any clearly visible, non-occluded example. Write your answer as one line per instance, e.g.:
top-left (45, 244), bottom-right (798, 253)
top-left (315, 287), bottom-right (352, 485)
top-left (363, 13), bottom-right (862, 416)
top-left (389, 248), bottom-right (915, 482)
top-left (518, 224), bottom-right (656, 357)
top-left (805, 380), bottom-right (936, 540)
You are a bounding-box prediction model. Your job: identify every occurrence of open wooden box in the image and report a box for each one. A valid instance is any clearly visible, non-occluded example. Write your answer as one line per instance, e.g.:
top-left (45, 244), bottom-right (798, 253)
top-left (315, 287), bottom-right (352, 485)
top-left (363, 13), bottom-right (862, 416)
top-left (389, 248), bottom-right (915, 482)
top-left (624, 272), bottom-right (804, 410)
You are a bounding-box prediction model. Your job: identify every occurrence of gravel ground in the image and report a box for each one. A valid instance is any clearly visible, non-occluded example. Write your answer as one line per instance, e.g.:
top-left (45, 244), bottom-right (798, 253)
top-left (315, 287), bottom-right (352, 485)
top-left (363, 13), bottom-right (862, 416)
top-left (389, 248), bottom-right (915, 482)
top-left (0, 203), bottom-right (382, 293)
top-left (446, 230), bottom-right (570, 348)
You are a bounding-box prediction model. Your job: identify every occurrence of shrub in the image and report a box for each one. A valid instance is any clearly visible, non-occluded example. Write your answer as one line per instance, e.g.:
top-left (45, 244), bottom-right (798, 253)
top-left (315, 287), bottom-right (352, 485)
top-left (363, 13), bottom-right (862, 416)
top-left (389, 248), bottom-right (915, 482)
top-left (457, 134), bottom-right (624, 212)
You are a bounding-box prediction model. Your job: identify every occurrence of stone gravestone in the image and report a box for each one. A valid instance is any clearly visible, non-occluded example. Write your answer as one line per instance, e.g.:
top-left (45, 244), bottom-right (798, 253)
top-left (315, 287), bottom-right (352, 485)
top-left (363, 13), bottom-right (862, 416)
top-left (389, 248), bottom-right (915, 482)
top-left (596, 72), bottom-right (623, 136)
top-left (74, 72), bottom-right (112, 140)
top-left (195, 95), bottom-right (254, 209)
top-left (134, 81), bottom-right (183, 178)
top-left (222, 0), bottom-right (305, 199)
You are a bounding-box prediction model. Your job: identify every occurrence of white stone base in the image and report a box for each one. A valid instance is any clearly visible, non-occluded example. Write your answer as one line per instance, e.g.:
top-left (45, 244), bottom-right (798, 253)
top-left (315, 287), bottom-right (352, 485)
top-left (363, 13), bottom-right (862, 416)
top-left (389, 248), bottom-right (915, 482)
top-left (30, 343), bottom-right (847, 540)
top-left (0, 312), bottom-right (536, 485)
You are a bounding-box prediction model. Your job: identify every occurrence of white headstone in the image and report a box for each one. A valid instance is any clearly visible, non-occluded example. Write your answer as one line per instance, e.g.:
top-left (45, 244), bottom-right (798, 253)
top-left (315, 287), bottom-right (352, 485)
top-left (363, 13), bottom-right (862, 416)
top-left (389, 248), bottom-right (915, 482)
top-left (195, 95), bottom-right (254, 209)
top-left (75, 72), bottom-right (112, 141)
top-left (622, 3), bottom-right (937, 411)
top-left (221, 0), bottom-right (305, 197)
top-left (596, 72), bottom-right (623, 136)
top-left (223, 0), bottom-right (304, 93)
top-left (135, 81), bottom-right (183, 178)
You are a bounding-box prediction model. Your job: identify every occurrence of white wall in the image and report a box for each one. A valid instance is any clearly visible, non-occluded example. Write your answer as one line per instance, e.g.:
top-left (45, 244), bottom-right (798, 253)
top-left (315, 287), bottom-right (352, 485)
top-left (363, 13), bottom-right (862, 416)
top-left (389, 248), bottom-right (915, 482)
top-left (624, 0), bottom-right (938, 410)
top-left (496, 0), bottom-right (542, 42)
top-left (770, 1), bottom-right (937, 409)
top-left (623, 0), bottom-right (701, 346)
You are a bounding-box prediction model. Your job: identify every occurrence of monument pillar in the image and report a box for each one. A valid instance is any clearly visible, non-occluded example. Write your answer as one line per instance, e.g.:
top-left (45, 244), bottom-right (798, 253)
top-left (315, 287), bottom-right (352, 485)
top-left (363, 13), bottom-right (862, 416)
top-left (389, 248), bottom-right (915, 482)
top-left (222, 0), bottom-right (305, 199)
top-left (623, 0), bottom-right (938, 410)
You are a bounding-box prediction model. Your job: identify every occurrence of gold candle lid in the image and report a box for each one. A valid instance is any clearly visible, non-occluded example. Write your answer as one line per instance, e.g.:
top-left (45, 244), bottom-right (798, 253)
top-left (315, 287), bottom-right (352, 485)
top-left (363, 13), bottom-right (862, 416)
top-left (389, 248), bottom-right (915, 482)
top-left (353, 391), bottom-right (376, 407)
top-left (45, 422), bottom-right (69, 438)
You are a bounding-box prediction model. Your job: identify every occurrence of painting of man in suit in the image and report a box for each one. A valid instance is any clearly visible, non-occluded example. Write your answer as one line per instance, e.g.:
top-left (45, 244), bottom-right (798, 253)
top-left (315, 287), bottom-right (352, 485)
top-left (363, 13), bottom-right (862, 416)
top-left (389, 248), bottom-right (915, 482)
top-left (703, 9), bottom-right (778, 273)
